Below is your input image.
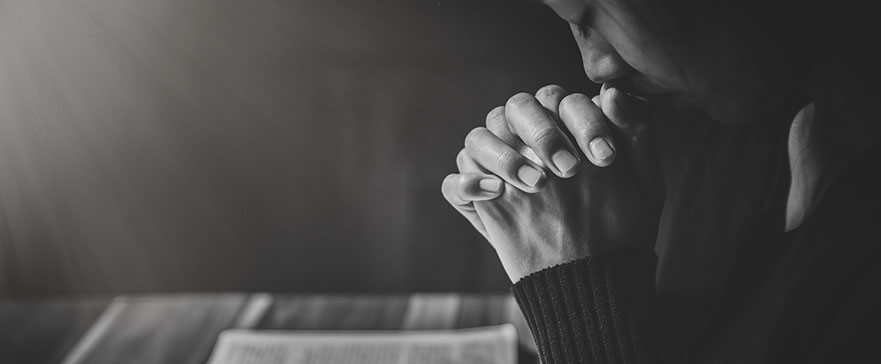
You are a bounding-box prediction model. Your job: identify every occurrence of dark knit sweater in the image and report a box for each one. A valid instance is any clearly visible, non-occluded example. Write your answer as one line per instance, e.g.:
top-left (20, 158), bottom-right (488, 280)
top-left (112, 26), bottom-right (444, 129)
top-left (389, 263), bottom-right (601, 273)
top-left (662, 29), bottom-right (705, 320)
top-left (512, 140), bottom-right (881, 362)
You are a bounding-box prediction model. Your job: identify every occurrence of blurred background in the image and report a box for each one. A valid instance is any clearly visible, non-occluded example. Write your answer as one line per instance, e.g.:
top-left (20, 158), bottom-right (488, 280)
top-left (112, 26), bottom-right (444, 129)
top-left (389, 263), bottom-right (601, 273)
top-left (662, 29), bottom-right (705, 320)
top-left (0, 0), bottom-right (593, 296)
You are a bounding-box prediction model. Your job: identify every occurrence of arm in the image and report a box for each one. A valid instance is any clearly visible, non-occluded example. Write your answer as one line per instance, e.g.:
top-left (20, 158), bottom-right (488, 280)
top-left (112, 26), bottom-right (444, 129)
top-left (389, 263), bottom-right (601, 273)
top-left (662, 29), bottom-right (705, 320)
top-left (513, 253), bottom-right (656, 363)
top-left (442, 84), bottom-right (667, 361)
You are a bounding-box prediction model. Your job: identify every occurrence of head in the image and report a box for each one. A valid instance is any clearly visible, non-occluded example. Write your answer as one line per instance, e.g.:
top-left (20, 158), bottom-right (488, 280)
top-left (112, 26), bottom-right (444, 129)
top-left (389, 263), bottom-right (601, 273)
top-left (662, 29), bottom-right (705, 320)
top-left (541, 0), bottom-right (812, 124)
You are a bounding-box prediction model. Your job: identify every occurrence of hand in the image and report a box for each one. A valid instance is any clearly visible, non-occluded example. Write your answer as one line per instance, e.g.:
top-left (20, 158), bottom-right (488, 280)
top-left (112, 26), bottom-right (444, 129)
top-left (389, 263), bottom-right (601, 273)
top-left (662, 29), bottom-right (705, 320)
top-left (442, 84), bottom-right (663, 282)
top-left (440, 84), bottom-right (621, 239)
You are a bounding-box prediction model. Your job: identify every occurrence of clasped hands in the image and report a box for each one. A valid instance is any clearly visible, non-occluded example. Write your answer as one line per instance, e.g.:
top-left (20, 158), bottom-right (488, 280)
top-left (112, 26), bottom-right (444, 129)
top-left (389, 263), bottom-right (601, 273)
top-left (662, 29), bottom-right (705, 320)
top-left (442, 84), bottom-right (664, 282)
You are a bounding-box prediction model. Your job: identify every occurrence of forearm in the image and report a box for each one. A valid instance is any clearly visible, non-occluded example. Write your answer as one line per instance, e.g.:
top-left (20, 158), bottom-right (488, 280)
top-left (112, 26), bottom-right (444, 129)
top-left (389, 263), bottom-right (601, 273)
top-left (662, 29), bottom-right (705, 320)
top-left (512, 253), bottom-right (656, 363)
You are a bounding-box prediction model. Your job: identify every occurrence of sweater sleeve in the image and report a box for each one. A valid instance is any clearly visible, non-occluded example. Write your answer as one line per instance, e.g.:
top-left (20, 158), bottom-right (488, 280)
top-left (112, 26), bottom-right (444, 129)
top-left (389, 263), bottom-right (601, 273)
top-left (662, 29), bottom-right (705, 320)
top-left (512, 253), bottom-right (657, 364)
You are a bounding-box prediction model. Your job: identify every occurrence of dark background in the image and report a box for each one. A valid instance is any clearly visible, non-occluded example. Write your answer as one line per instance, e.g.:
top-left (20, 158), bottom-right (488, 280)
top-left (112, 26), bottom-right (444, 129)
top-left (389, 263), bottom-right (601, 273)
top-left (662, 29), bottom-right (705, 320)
top-left (0, 0), bottom-right (594, 296)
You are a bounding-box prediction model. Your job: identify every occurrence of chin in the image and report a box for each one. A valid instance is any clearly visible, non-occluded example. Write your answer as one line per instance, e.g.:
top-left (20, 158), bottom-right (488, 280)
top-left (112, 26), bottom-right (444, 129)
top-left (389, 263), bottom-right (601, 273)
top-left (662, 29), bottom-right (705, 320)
top-left (650, 93), bottom-right (702, 116)
top-left (706, 95), bottom-right (791, 126)
top-left (645, 93), bottom-right (741, 126)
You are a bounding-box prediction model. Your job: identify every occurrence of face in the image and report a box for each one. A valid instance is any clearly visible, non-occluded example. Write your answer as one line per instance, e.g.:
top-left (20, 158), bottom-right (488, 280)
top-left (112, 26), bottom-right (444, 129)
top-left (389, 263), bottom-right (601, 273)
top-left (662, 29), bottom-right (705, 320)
top-left (543, 0), bottom-right (803, 124)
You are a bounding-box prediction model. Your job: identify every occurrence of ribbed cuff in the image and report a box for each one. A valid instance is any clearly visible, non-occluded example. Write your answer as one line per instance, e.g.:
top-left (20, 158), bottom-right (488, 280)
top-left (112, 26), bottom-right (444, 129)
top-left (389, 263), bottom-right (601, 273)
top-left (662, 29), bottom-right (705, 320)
top-left (512, 253), bottom-right (656, 364)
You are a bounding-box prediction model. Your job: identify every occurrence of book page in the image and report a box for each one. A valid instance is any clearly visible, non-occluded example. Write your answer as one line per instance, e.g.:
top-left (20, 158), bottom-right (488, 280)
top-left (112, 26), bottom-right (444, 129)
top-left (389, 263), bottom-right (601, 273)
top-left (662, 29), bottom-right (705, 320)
top-left (207, 324), bottom-right (517, 364)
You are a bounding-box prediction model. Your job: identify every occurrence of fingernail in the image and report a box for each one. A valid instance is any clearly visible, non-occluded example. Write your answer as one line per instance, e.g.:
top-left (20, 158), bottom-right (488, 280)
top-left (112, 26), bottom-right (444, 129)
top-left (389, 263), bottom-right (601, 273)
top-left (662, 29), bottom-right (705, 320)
top-left (479, 178), bottom-right (501, 193)
top-left (589, 138), bottom-right (615, 162)
top-left (551, 150), bottom-right (579, 175)
top-left (517, 165), bottom-right (543, 187)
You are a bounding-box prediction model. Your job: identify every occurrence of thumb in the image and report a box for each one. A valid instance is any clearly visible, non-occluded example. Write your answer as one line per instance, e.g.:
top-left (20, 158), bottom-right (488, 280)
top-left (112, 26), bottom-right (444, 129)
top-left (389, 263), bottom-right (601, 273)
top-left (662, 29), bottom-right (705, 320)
top-left (600, 85), bottom-right (663, 194)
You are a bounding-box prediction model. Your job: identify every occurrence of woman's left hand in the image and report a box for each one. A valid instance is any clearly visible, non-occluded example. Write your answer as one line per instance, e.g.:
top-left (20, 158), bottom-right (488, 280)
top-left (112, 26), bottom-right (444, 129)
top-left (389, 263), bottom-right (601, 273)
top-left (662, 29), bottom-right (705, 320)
top-left (442, 84), bottom-right (664, 282)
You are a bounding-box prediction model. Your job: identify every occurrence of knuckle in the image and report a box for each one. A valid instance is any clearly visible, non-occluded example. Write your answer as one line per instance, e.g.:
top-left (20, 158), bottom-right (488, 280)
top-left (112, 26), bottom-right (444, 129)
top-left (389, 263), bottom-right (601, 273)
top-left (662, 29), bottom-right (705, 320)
top-left (571, 121), bottom-right (592, 137)
top-left (495, 149), bottom-right (521, 173)
top-left (529, 125), bottom-right (558, 146)
top-left (456, 174), bottom-right (471, 188)
top-left (441, 174), bottom-right (458, 196)
top-left (485, 106), bottom-right (505, 123)
top-left (536, 84), bottom-right (565, 99)
top-left (485, 106), bottom-right (507, 130)
top-left (463, 127), bottom-right (487, 148)
top-left (486, 119), bottom-right (506, 135)
top-left (442, 173), bottom-right (458, 186)
top-left (455, 149), bottom-right (468, 168)
top-left (559, 93), bottom-right (590, 110)
top-left (583, 118), bottom-right (609, 138)
top-left (456, 174), bottom-right (482, 197)
top-left (506, 92), bottom-right (535, 110)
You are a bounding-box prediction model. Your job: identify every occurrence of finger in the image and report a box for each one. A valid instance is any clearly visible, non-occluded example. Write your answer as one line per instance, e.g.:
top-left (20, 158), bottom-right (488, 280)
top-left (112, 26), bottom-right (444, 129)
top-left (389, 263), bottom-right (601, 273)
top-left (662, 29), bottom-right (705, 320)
top-left (534, 84), bottom-right (567, 118)
top-left (600, 86), bottom-right (661, 188)
top-left (485, 106), bottom-right (520, 146)
top-left (600, 84), bottom-right (650, 133)
top-left (442, 173), bottom-right (494, 238)
top-left (533, 85), bottom-right (568, 167)
top-left (485, 106), bottom-right (545, 166)
top-left (464, 127), bottom-right (547, 193)
top-left (485, 106), bottom-right (545, 167)
top-left (455, 150), bottom-right (503, 201)
top-left (457, 148), bottom-right (489, 174)
top-left (559, 93), bottom-right (617, 167)
top-left (598, 82), bottom-right (608, 103)
top-left (505, 93), bottom-right (581, 178)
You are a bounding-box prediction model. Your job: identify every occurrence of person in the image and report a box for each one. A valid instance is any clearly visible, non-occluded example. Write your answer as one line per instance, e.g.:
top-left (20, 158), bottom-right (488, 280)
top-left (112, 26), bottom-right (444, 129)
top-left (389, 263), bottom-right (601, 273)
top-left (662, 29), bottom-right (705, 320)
top-left (441, 0), bottom-right (881, 362)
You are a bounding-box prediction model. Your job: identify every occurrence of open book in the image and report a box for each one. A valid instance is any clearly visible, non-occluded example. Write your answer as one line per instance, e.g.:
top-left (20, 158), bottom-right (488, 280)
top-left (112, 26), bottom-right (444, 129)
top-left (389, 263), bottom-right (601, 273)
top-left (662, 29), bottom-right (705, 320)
top-left (207, 324), bottom-right (517, 364)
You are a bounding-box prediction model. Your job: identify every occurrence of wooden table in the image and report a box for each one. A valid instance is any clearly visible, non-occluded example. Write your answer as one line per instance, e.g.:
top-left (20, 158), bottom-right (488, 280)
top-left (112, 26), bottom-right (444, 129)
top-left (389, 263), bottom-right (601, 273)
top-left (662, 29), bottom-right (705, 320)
top-left (0, 294), bottom-right (538, 364)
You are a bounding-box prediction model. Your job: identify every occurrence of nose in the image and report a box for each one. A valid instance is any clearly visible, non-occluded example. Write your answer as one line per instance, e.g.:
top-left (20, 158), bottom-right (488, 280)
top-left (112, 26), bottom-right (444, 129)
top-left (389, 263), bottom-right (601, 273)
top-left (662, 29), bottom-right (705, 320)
top-left (570, 24), bottom-right (633, 84)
